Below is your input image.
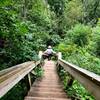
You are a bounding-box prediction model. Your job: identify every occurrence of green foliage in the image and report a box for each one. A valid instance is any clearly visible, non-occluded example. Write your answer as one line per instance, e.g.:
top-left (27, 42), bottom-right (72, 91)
top-left (66, 49), bottom-right (100, 75)
top-left (28, 0), bottom-right (51, 30)
top-left (58, 43), bottom-right (77, 59)
top-left (33, 66), bottom-right (44, 78)
top-left (50, 34), bottom-right (61, 45)
top-left (47, 0), bottom-right (66, 16)
top-left (82, 0), bottom-right (100, 25)
top-left (63, 0), bottom-right (83, 29)
top-left (57, 66), bottom-right (70, 89)
top-left (0, 0), bottom-right (51, 99)
top-left (0, 0), bottom-right (51, 70)
top-left (0, 81), bottom-right (28, 100)
top-left (91, 23), bottom-right (100, 57)
top-left (65, 24), bottom-right (92, 47)
top-left (58, 66), bottom-right (95, 100)
top-left (67, 80), bottom-right (94, 100)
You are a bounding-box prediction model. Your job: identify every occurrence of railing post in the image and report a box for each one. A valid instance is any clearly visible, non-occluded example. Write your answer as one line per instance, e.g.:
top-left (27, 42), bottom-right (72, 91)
top-left (39, 51), bottom-right (44, 66)
top-left (28, 73), bottom-right (32, 88)
top-left (25, 73), bottom-right (32, 90)
top-left (58, 52), bottom-right (62, 59)
top-left (38, 51), bottom-right (43, 60)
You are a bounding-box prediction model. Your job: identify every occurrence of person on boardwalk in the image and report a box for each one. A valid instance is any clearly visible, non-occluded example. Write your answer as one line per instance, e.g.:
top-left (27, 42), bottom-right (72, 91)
top-left (42, 46), bottom-right (56, 60)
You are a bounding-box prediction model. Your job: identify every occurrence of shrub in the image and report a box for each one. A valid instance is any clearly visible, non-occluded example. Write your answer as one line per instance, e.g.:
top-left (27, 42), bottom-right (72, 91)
top-left (92, 26), bottom-right (100, 57)
top-left (65, 24), bottom-right (92, 47)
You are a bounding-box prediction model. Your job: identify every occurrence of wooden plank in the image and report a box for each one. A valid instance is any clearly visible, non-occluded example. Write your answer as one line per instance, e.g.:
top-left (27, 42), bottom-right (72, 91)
top-left (0, 62), bottom-right (33, 83)
top-left (0, 61), bottom-right (40, 98)
top-left (58, 59), bottom-right (100, 100)
top-left (0, 61), bottom-right (33, 76)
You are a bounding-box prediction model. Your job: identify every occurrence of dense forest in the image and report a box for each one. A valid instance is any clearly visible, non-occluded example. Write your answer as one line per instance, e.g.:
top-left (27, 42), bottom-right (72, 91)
top-left (0, 0), bottom-right (100, 100)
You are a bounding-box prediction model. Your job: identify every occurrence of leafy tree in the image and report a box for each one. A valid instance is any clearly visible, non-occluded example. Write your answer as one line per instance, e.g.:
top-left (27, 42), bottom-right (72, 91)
top-left (82, 0), bottom-right (100, 25)
top-left (91, 19), bottom-right (100, 57)
top-left (63, 0), bottom-right (83, 29)
top-left (65, 24), bottom-right (92, 47)
top-left (47, 0), bottom-right (66, 17)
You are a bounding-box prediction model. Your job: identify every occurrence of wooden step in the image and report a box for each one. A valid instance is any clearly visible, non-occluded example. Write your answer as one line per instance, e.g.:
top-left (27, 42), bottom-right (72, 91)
top-left (33, 81), bottom-right (61, 86)
top-left (25, 96), bottom-right (71, 100)
top-left (32, 84), bottom-right (62, 88)
top-left (35, 82), bottom-right (62, 85)
top-left (30, 87), bottom-right (64, 92)
top-left (28, 91), bottom-right (68, 98)
top-left (38, 80), bottom-right (61, 83)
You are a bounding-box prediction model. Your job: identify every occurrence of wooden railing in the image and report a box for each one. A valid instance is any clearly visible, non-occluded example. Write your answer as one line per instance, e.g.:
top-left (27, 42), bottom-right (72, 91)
top-left (0, 60), bottom-right (40, 98)
top-left (0, 51), bottom-right (100, 100)
top-left (57, 52), bottom-right (100, 100)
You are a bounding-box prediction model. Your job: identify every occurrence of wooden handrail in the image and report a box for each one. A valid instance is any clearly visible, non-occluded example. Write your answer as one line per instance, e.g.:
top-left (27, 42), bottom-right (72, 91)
top-left (58, 53), bottom-right (100, 100)
top-left (0, 61), bottom-right (33, 76)
top-left (1, 51), bottom-right (100, 99)
top-left (0, 61), bottom-right (40, 98)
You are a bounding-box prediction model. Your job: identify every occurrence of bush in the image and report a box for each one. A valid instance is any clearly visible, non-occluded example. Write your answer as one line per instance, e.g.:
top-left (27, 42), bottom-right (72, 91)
top-left (92, 26), bottom-right (100, 57)
top-left (58, 42), bottom-right (77, 57)
top-left (65, 24), bottom-right (92, 47)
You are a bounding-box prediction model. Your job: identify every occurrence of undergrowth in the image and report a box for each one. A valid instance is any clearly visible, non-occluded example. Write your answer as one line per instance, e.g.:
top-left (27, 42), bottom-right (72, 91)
top-left (57, 66), bottom-right (95, 100)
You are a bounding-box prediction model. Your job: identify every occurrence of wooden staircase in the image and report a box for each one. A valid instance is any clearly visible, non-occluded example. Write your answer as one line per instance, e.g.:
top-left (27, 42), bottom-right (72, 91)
top-left (25, 60), bottom-right (70, 100)
top-left (0, 52), bottom-right (100, 99)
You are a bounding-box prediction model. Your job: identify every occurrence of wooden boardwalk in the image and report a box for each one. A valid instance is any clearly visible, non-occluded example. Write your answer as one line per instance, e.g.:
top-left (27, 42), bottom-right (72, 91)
top-left (25, 60), bottom-right (70, 100)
